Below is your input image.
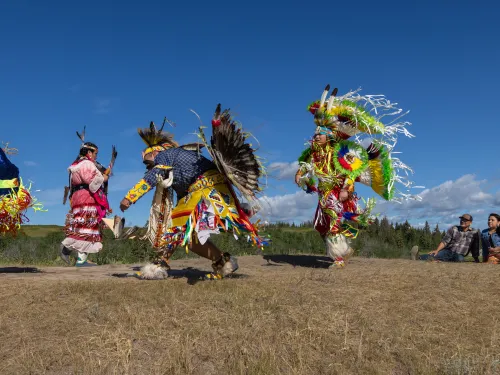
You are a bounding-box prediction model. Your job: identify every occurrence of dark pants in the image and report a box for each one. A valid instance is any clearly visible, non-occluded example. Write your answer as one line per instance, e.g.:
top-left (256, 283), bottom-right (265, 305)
top-left (482, 247), bottom-right (489, 262)
top-left (419, 249), bottom-right (465, 262)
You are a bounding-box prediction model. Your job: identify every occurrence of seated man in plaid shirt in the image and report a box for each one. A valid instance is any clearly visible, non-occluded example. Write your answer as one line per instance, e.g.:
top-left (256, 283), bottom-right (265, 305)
top-left (420, 214), bottom-right (480, 262)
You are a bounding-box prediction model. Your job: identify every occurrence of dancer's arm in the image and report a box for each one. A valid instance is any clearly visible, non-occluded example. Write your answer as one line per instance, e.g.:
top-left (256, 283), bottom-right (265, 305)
top-left (428, 227), bottom-right (454, 255)
top-left (120, 166), bottom-right (172, 211)
top-left (428, 241), bottom-right (446, 256)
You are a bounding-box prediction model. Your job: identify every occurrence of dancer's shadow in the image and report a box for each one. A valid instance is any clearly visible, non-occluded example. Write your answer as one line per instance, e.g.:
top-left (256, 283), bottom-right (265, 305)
top-left (0, 267), bottom-right (43, 274)
top-left (262, 254), bottom-right (333, 269)
top-left (120, 266), bottom-right (247, 285)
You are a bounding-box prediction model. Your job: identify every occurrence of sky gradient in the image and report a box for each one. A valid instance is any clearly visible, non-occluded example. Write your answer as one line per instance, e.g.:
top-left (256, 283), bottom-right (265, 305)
top-left (1, 0), bottom-right (499, 230)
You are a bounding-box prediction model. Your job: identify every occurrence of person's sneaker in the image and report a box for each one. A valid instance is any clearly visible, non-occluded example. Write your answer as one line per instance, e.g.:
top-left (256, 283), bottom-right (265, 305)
top-left (60, 245), bottom-right (72, 265)
top-left (75, 262), bottom-right (98, 267)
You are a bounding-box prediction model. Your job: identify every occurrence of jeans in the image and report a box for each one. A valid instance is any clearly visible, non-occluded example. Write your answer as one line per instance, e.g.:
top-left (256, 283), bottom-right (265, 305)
top-left (419, 249), bottom-right (465, 262)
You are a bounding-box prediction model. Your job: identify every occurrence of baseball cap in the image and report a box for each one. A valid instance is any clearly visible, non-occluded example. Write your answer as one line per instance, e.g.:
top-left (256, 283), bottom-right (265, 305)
top-left (459, 214), bottom-right (473, 222)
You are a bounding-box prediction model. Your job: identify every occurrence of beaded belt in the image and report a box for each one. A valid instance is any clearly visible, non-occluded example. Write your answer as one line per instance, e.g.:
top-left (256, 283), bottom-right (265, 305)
top-left (188, 170), bottom-right (226, 193)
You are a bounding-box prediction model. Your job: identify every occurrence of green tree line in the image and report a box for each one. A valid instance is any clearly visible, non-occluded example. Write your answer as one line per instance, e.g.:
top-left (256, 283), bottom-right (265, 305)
top-left (0, 218), bottom-right (443, 265)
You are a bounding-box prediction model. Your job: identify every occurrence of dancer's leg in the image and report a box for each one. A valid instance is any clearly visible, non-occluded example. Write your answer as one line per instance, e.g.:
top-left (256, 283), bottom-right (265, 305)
top-left (189, 240), bottom-right (238, 276)
top-left (189, 239), bottom-right (223, 261)
top-left (59, 243), bottom-right (72, 265)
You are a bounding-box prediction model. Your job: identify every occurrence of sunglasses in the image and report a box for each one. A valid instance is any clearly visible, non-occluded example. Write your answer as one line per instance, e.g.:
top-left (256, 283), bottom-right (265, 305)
top-left (460, 218), bottom-right (471, 222)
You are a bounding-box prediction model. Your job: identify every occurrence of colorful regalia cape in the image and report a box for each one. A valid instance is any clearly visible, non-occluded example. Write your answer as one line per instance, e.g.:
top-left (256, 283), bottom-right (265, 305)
top-left (297, 85), bottom-right (416, 266)
top-left (124, 105), bottom-right (268, 264)
top-left (0, 144), bottom-right (44, 236)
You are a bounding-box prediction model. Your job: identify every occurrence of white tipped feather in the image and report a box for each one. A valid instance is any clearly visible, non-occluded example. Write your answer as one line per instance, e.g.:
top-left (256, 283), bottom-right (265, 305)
top-left (319, 84), bottom-right (330, 108)
top-left (327, 95), bottom-right (336, 111)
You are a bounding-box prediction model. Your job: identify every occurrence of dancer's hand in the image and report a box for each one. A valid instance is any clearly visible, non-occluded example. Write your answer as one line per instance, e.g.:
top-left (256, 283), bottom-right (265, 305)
top-left (295, 172), bottom-right (302, 186)
top-left (161, 171), bottom-right (174, 188)
top-left (120, 198), bottom-right (131, 212)
top-left (339, 189), bottom-right (349, 202)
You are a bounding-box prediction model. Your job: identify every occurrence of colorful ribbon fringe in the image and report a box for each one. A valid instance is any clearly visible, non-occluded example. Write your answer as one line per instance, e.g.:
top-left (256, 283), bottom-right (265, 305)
top-left (0, 179), bottom-right (45, 236)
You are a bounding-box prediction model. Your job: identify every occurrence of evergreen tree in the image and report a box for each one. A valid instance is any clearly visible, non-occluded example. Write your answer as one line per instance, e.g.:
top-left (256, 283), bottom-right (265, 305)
top-left (432, 224), bottom-right (442, 248)
top-left (379, 216), bottom-right (391, 241)
top-left (394, 230), bottom-right (404, 248)
top-left (421, 221), bottom-right (432, 249)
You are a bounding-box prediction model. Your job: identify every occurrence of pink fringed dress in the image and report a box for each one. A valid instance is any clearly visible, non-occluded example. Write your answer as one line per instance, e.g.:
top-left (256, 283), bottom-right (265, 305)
top-left (62, 158), bottom-right (106, 254)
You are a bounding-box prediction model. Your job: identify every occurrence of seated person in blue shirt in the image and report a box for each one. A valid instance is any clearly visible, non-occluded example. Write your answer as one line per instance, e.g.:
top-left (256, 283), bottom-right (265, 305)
top-left (481, 213), bottom-right (500, 263)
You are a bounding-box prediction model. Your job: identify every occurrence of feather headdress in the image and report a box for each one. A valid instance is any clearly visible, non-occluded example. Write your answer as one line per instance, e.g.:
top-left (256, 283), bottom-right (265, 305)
top-left (302, 84), bottom-right (419, 202)
top-left (307, 85), bottom-right (388, 141)
top-left (138, 119), bottom-right (178, 155)
top-left (75, 126), bottom-right (98, 151)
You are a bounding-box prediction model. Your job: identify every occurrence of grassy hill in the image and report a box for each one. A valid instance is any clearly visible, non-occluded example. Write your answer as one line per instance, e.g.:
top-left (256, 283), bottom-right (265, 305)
top-left (20, 225), bottom-right (63, 237)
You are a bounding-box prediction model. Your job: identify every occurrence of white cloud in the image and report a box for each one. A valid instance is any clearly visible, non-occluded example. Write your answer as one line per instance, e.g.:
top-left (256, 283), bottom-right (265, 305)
top-left (494, 191), bottom-right (500, 205)
top-left (23, 161), bottom-right (37, 167)
top-left (93, 97), bottom-right (120, 114)
top-left (375, 174), bottom-right (500, 228)
top-left (268, 161), bottom-right (299, 180)
top-left (253, 174), bottom-right (500, 228)
top-left (256, 190), bottom-right (317, 223)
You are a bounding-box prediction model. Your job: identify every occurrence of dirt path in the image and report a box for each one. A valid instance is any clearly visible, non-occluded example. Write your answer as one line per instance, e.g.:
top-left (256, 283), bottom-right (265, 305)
top-left (0, 254), bottom-right (359, 281)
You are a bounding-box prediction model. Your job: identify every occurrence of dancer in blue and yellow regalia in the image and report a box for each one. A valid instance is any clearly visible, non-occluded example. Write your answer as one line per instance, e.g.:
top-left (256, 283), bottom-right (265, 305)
top-left (0, 143), bottom-right (44, 236)
top-left (295, 85), bottom-right (417, 267)
top-left (120, 105), bottom-right (267, 279)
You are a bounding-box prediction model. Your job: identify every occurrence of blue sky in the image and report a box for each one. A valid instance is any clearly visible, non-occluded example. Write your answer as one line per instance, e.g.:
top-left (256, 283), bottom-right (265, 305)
top-left (1, 0), bottom-right (499, 230)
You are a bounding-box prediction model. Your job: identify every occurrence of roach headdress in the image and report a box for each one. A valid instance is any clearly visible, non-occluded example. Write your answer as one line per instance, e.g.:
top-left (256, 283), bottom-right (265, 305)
top-left (138, 119), bottom-right (178, 155)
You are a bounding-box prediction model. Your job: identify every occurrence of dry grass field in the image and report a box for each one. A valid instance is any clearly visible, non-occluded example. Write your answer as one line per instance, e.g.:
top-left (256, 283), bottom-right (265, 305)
top-left (1, 255), bottom-right (500, 375)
